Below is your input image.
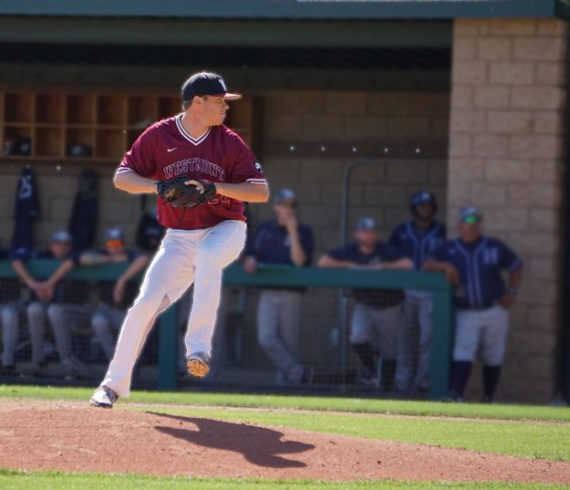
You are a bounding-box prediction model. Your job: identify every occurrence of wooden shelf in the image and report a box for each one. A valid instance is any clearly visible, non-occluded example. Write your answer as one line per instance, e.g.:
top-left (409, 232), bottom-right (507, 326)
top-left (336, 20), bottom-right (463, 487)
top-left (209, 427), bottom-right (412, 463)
top-left (36, 93), bottom-right (65, 124)
top-left (1, 89), bottom-right (260, 162)
top-left (67, 94), bottom-right (95, 125)
top-left (4, 92), bottom-right (34, 123)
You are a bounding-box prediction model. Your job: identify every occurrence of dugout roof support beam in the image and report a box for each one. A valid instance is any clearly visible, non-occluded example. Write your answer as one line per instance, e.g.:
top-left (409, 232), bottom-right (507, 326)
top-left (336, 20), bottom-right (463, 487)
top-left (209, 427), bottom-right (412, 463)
top-left (0, 0), bottom-right (567, 20)
top-left (0, 18), bottom-right (452, 47)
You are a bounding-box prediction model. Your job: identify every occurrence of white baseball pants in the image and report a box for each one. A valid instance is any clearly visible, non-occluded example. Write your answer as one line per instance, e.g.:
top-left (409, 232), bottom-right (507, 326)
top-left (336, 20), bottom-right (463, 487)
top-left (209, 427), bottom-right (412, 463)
top-left (101, 219), bottom-right (247, 398)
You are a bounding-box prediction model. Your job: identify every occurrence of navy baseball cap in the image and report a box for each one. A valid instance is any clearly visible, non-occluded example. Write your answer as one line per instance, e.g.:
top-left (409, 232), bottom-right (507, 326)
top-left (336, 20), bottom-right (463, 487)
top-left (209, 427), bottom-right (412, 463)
top-left (105, 227), bottom-right (124, 242)
top-left (274, 188), bottom-right (297, 204)
top-left (51, 230), bottom-right (72, 243)
top-left (356, 217), bottom-right (377, 231)
top-left (411, 190), bottom-right (436, 208)
top-left (181, 72), bottom-right (241, 102)
top-left (459, 206), bottom-right (482, 223)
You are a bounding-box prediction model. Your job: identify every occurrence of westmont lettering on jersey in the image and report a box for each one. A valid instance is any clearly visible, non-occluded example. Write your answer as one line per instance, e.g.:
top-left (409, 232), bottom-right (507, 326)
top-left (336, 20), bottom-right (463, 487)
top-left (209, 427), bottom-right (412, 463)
top-left (163, 158), bottom-right (225, 180)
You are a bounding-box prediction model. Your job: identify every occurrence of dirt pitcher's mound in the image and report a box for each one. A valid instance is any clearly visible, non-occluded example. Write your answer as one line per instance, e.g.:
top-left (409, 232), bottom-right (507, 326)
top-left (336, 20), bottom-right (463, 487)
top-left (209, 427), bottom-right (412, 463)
top-left (0, 400), bottom-right (569, 483)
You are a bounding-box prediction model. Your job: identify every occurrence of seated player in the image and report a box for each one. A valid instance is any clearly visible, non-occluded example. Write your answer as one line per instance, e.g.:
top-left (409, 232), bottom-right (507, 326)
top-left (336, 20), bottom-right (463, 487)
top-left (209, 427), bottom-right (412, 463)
top-left (12, 230), bottom-right (91, 379)
top-left (81, 228), bottom-right (149, 361)
top-left (0, 248), bottom-right (22, 376)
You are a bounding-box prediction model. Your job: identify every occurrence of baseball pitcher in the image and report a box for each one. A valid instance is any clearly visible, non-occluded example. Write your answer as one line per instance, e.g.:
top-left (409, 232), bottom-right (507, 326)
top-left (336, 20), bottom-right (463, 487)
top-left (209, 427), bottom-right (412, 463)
top-left (90, 72), bottom-right (269, 408)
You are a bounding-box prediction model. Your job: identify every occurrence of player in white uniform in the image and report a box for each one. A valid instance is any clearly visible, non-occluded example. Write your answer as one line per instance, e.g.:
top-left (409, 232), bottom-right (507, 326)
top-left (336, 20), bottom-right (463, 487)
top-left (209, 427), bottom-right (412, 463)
top-left (90, 72), bottom-right (269, 408)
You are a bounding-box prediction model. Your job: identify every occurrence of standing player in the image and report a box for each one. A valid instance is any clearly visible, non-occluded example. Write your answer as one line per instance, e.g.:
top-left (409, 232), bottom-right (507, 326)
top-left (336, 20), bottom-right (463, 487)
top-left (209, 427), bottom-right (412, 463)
top-left (389, 190), bottom-right (446, 397)
top-left (423, 206), bottom-right (523, 402)
top-left (243, 189), bottom-right (315, 385)
top-left (318, 218), bottom-right (413, 391)
top-left (90, 71), bottom-right (269, 408)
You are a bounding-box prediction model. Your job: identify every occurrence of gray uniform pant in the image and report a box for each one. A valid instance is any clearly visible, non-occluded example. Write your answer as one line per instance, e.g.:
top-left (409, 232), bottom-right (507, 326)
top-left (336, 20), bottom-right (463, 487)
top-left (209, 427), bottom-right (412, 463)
top-left (27, 301), bottom-right (90, 367)
top-left (91, 306), bottom-right (126, 361)
top-left (257, 290), bottom-right (303, 384)
top-left (395, 292), bottom-right (433, 394)
top-left (1, 304), bottom-right (19, 366)
top-left (350, 303), bottom-right (401, 359)
top-left (454, 306), bottom-right (509, 365)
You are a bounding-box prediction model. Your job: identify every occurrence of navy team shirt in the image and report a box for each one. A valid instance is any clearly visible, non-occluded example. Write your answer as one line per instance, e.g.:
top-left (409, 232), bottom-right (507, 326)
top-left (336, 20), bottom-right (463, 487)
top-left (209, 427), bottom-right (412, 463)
top-left (246, 220), bottom-right (314, 266)
top-left (96, 250), bottom-right (142, 308)
top-left (326, 242), bottom-right (405, 308)
top-left (10, 248), bottom-right (87, 304)
top-left (389, 220), bottom-right (446, 270)
top-left (432, 236), bottom-right (522, 309)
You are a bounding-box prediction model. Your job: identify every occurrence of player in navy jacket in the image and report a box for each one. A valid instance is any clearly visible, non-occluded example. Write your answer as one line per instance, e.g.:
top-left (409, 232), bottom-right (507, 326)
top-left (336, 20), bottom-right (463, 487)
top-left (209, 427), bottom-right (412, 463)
top-left (243, 189), bottom-right (315, 385)
top-left (389, 190), bottom-right (446, 397)
top-left (424, 206), bottom-right (523, 402)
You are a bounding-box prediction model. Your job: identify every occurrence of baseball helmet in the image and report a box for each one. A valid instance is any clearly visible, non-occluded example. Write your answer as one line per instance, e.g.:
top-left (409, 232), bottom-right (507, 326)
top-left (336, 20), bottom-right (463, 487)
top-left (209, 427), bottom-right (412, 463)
top-left (410, 190), bottom-right (437, 217)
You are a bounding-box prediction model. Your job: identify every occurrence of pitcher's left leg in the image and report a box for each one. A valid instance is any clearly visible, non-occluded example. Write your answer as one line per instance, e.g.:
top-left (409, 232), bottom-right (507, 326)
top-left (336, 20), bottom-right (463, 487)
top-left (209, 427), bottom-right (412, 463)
top-left (185, 220), bottom-right (247, 357)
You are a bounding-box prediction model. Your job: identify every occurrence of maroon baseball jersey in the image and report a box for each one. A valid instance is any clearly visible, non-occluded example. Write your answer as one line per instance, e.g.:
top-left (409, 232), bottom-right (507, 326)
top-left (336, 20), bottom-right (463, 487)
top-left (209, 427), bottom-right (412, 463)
top-left (118, 115), bottom-right (266, 230)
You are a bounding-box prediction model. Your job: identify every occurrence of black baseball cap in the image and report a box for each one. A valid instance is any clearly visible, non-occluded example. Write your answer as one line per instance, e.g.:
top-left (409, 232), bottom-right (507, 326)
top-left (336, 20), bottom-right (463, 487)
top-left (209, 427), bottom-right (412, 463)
top-left (181, 72), bottom-right (242, 102)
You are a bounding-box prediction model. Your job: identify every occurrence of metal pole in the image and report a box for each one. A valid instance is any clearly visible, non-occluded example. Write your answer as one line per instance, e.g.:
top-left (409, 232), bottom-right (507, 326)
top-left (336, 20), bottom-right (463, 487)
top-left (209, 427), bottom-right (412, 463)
top-left (158, 302), bottom-right (179, 391)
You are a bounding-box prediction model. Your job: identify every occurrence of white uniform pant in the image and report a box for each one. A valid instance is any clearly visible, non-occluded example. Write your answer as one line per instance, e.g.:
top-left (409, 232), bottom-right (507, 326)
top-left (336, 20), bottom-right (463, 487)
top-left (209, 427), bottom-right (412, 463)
top-left (101, 220), bottom-right (247, 398)
top-left (395, 291), bottom-right (433, 393)
top-left (454, 305), bottom-right (509, 365)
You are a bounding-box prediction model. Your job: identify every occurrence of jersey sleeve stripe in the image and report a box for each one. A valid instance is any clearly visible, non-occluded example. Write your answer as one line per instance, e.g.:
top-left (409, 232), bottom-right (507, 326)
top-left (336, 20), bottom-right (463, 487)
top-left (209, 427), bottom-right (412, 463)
top-left (116, 166), bottom-right (135, 174)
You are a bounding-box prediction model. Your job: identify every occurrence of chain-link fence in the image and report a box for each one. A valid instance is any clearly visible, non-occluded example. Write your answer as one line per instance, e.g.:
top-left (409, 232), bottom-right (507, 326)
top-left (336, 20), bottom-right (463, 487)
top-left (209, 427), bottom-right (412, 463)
top-left (0, 261), bottom-right (452, 398)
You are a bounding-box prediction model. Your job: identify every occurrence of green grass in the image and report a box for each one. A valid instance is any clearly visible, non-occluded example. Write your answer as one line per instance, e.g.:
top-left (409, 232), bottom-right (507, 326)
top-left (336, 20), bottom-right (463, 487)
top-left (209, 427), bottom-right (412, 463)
top-left (1, 387), bottom-right (569, 488)
top-left (130, 405), bottom-right (570, 461)
top-left (1, 385), bottom-right (569, 461)
top-left (1, 384), bottom-right (569, 422)
top-left (0, 470), bottom-right (566, 490)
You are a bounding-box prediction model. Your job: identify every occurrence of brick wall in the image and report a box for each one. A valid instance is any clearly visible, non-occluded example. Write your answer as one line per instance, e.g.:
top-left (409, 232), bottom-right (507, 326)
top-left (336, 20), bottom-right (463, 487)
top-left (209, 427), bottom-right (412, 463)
top-left (449, 18), bottom-right (567, 402)
top-left (251, 88), bottom-right (450, 254)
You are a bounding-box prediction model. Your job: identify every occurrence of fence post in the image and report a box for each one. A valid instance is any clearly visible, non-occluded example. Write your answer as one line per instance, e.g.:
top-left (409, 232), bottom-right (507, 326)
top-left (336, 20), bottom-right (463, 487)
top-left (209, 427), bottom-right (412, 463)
top-left (430, 288), bottom-right (453, 400)
top-left (158, 303), bottom-right (179, 391)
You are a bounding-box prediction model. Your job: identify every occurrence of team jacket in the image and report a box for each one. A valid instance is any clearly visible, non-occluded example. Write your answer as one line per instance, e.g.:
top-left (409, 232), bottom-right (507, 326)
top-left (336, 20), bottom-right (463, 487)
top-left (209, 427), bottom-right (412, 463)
top-left (432, 236), bottom-right (522, 309)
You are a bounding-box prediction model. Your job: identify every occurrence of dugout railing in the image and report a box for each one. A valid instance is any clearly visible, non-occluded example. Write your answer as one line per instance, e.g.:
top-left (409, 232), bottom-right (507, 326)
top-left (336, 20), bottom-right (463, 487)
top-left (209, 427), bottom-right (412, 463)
top-left (0, 260), bottom-right (453, 399)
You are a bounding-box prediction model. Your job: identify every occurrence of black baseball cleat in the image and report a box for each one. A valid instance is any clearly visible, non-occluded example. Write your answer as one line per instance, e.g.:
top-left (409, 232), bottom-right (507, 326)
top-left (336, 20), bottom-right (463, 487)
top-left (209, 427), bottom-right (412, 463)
top-left (187, 351), bottom-right (211, 378)
top-left (90, 385), bottom-right (118, 408)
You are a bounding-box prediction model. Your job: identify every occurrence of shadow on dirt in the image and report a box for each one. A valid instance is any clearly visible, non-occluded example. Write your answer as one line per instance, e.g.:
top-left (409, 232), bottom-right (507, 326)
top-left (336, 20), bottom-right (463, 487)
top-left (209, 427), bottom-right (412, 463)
top-left (149, 411), bottom-right (315, 468)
